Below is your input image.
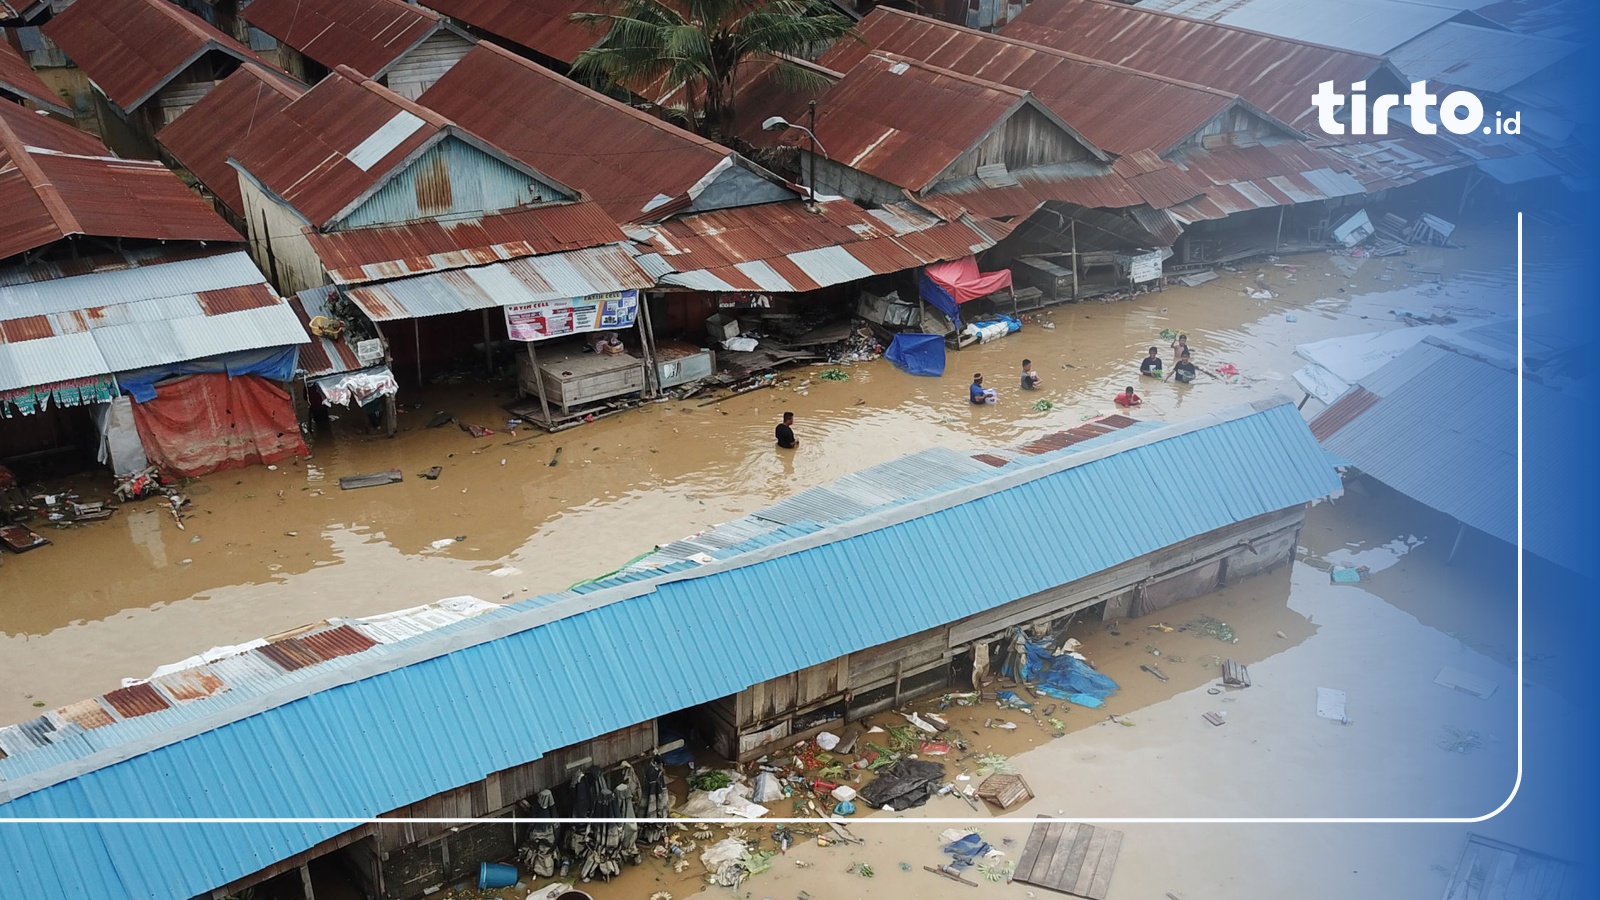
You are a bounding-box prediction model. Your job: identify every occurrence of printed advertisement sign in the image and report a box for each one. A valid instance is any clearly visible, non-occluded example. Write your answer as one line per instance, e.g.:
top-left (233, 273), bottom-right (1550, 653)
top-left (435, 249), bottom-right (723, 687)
top-left (504, 290), bottom-right (639, 342)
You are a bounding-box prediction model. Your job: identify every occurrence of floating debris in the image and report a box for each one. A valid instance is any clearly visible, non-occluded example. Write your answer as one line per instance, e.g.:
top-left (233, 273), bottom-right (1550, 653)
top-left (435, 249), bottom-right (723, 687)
top-left (818, 368), bottom-right (851, 381)
top-left (1183, 616), bottom-right (1238, 643)
top-left (1439, 728), bottom-right (1485, 754)
top-left (1032, 399), bottom-right (1054, 412)
top-left (975, 753), bottom-right (1016, 776)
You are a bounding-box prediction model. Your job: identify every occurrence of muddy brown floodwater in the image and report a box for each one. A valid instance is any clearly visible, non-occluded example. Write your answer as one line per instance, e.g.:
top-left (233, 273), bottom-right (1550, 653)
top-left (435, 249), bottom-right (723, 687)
top-left (413, 479), bottom-right (1534, 900)
top-left (0, 216), bottom-right (1538, 729)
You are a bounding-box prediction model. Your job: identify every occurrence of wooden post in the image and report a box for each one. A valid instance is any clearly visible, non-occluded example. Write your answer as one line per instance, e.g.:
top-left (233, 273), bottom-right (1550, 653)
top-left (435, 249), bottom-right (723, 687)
top-left (892, 659), bottom-right (904, 709)
top-left (1297, 391), bottom-right (1311, 410)
top-left (1069, 219), bottom-right (1079, 300)
top-left (1446, 520), bottom-right (1467, 565)
top-left (412, 318), bottom-right (423, 387)
top-left (481, 308), bottom-right (494, 377)
top-left (299, 863), bottom-right (316, 900)
top-left (1274, 205), bottom-right (1285, 253)
top-left (383, 394), bottom-right (396, 437)
top-left (525, 340), bottom-right (553, 427)
top-left (638, 295), bottom-right (661, 399)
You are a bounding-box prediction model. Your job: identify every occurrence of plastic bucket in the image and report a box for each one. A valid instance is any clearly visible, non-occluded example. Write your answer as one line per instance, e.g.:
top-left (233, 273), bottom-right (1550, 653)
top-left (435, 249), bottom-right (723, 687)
top-left (553, 893), bottom-right (593, 900)
top-left (478, 862), bottom-right (518, 889)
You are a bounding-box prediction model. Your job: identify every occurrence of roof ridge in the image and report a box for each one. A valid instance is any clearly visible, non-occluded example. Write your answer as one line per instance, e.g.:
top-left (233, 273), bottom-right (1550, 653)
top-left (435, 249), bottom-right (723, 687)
top-left (867, 50), bottom-right (1031, 99)
top-left (235, 61), bottom-right (309, 100)
top-left (871, 7), bottom-right (1242, 100)
top-left (0, 114), bottom-right (83, 240)
top-left (1063, 0), bottom-right (1388, 63)
top-left (141, 0), bottom-right (234, 42)
top-left (336, 64), bottom-right (452, 128)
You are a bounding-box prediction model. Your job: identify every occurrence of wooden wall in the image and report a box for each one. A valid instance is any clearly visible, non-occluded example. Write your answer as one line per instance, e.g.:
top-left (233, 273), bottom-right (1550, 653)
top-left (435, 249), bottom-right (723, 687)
top-left (720, 505), bottom-right (1306, 759)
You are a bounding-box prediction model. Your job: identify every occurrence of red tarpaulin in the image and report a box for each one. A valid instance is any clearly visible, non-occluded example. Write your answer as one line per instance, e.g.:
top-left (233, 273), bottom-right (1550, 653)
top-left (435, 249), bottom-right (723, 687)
top-left (131, 373), bottom-right (308, 477)
top-left (923, 256), bottom-right (1013, 303)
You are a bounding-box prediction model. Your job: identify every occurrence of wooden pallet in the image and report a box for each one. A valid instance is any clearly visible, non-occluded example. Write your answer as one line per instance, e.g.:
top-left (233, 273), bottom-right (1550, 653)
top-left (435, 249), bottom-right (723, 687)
top-left (1014, 818), bottom-right (1123, 899)
top-left (1221, 659), bottom-right (1250, 688)
top-left (974, 773), bottom-right (1033, 809)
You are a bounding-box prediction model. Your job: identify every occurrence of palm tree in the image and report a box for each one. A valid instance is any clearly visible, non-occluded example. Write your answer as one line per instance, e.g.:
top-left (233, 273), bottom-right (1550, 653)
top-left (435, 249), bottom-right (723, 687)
top-left (569, 0), bottom-right (855, 137)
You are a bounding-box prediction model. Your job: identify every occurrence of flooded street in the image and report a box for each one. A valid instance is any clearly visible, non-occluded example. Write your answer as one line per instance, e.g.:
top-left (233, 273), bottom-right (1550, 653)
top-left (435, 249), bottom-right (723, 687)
top-left (0, 217), bottom-right (1531, 722)
top-left (425, 478), bottom-right (1530, 900)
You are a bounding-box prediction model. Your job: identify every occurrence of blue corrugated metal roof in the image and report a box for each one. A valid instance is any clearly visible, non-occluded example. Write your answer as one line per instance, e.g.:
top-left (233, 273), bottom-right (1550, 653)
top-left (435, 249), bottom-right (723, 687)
top-left (0, 398), bottom-right (1338, 900)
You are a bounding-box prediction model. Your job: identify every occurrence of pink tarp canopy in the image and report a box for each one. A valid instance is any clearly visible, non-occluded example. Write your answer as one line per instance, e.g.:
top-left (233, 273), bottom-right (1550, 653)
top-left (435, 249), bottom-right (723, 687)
top-left (924, 256), bottom-right (1012, 303)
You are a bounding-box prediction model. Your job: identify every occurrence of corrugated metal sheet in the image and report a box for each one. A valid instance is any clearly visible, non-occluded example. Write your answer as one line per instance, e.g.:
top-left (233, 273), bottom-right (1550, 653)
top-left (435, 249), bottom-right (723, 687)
top-left (345, 243), bottom-right (653, 321)
top-left (243, 0), bottom-right (442, 78)
top-left (0, 399), bottom-right (1338, 900)
top-left (1162, 142), bottom-right (1368, 221)
top-left (421, 0), bottom-right (602, 65)
top-left (1473, 0), bottom-right (1584, 41)
top-left (645, 199), bottom-right (993, 294)
top-left (0, 27), bottom-right (68, 113)
top-left (418, 42), bottom-right (748, 223)
top-left (43, 0), bottom-right (282, 111)
top-left (820, 8), bottom-right (1247, 156)
top-left (230, 67), bottom-right (453, 228)
top-left (1005, 0), bottom-right (1392, 131)
top-left (1388, 22), bottom-right (1578, 94)
top-left (802, 51), bottom-right (1057, 193)
top-left (0, 104), bottom-right (244, 261)
top-left (157, 63), bottom-right (307, 217)
top-left (308, 199), bottom-right (623, 284)
top-left (1134, 0), bottom-right (1460, 55)
top-left (1312, 338), bottom-right (1524, 551)
top-left (0, 251), bottom-right (307, 391)
top-left (289, 288), bottom-right (362, 378)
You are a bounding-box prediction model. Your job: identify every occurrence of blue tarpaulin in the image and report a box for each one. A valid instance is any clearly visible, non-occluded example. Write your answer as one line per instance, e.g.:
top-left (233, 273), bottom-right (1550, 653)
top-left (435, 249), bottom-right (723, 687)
top-left (117, 346), bottom-right (300, 403)
top-left (1001, 629), bottom-right (1120, 704)
top-left (885, 332), bottom-right (946, 376)
top-left (918, 270), bottom-right (962, 329)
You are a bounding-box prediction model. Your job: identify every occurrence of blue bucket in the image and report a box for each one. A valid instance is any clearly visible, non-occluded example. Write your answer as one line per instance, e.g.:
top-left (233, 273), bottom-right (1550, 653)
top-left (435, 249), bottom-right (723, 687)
top-left (478, 862), bottom-right (518, 889)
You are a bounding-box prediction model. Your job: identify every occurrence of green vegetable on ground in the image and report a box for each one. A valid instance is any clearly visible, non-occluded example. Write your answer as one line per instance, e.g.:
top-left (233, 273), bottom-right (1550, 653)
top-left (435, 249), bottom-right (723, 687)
top-left (819, 368), bottom-right (851, 381)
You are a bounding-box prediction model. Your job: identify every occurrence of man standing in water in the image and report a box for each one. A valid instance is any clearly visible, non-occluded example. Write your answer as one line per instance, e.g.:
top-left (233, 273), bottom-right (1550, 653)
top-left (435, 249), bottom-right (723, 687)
top-left (775, 411), bottom-right (799, 449)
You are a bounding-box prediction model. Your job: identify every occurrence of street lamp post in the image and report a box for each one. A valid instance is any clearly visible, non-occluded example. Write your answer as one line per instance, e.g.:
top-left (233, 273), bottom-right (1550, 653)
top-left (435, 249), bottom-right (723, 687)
top-left (762, 103), bottom-right (827, 213)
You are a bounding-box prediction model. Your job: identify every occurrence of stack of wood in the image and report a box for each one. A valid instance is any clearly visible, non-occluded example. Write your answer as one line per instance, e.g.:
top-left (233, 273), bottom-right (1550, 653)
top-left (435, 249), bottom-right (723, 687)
top-left (1221, 659), bottom-right (1251, 688)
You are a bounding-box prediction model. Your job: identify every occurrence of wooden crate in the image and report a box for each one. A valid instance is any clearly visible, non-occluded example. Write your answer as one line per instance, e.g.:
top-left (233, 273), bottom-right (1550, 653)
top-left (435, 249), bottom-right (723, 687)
top-left (517, 348), bottom-right (645, 415)
top-left (974, 773), bottom-right (1033, 809)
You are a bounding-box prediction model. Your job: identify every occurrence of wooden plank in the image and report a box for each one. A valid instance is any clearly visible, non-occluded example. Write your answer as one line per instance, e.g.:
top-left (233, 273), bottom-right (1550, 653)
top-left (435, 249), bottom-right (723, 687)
top-left (1014, 818), bottom-right (1051, 879)
top-left (1086, 828), bottom-right (1123, 900)
top-left (1026, 821), bottom-right (1070, 885)
top-left (1047, 823), bottom-right (1094, 892)
top-left (339, 469), bottom-right (402, 490)
top-left (1070, 827), bottom-right (1110, 897)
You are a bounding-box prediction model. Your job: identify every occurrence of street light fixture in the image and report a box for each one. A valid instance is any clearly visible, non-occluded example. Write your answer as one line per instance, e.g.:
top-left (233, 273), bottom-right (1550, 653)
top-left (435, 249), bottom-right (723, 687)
top-left (762, 100), bottom-right (826, 212)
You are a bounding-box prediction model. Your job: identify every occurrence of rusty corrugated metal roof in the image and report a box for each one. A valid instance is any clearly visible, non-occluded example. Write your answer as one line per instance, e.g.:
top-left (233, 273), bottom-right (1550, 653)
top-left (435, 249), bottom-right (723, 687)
top-left (101, 683), bottom-right (169, 718)
top-left (158, 64), bottom-right (307, 217)
top-left (422, 0), bottom-right (604, 65)
top-left (819, 8), bottom-right (1258, 156)
top-left (643, 199), bottom-right (993, 293)
top-left (230, 66), bottom-right (452, 228)
top-left (289, 289), bottom-right (362, 378)
top-left (299, 624), bottom-right (378, 660)
top-left (244, 0), bottom-right (450, 78)
top-left (344, 243), bottom-right (654, 321)
top-left (418, 42), bottom-right (749, 223)
top-left (44, 0), bottom-right (285, 111)
top-left (1005, 0), bottom-right (1393, 131)
top-left (0, 103), bottom-right (244, 261)
top-left (805, 51), bottom-right (1104, 193)
top-left (305, 199), bottom-right (625, 285)
top-left (1, 28), bottom-right (68, 114)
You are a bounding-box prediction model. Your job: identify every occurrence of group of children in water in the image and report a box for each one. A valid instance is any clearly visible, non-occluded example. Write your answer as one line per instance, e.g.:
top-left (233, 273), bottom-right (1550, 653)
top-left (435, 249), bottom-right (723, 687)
top-left (971, 333), bottom-right (1201, 409)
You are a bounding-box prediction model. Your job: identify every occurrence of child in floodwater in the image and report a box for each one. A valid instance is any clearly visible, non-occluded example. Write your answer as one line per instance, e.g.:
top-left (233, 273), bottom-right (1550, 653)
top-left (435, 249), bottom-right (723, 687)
top-left (1169, 350), bottom-right (1198, 384)
top-left (1170, 332), bottom-right (1190, 358)
top-left (1115, 386), bottom-right (1142, 407)
top-left (1020, 359), bottom-right (1042, 390)
top-left (1139, 346), bottom-right (1163, 377)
